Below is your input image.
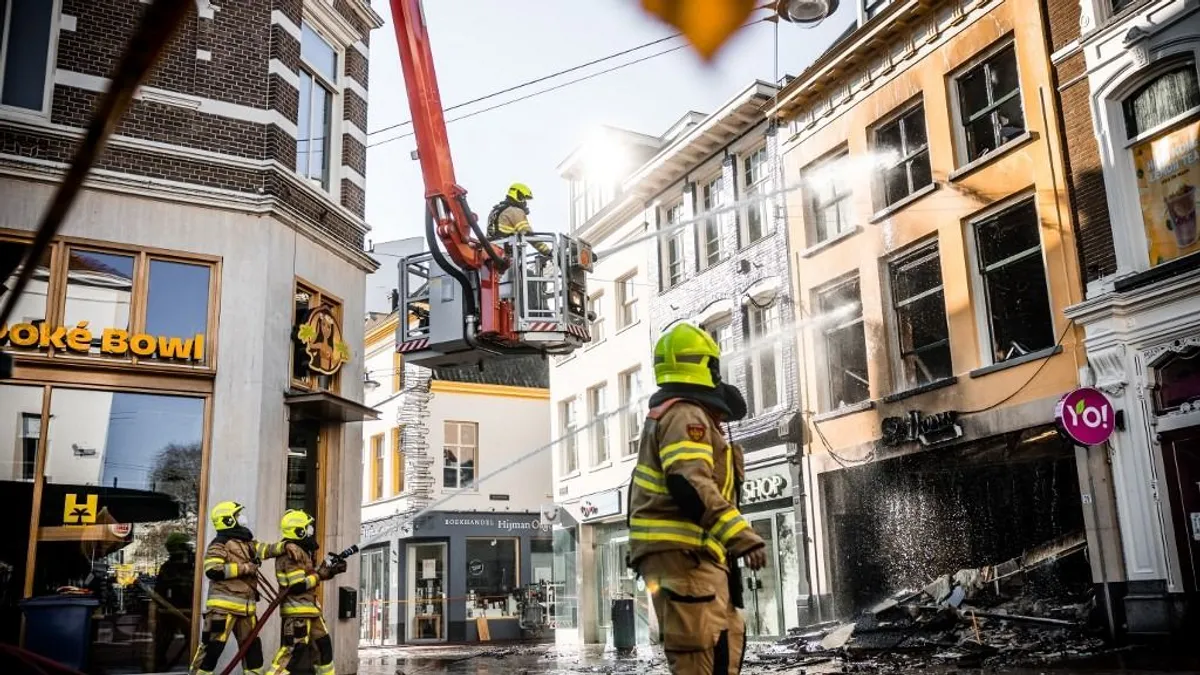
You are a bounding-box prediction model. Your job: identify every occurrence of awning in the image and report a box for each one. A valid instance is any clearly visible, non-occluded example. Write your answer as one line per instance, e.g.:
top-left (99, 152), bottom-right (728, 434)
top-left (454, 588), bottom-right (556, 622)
top-left (26, 483), bottom-right (185, 524)
top-left (285, 390), bottom-right (381, 422)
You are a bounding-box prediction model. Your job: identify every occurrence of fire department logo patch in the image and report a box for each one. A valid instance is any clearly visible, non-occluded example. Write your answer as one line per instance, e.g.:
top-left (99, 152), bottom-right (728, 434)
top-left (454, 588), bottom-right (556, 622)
top-left (686, 424), bottom-right (707, 442)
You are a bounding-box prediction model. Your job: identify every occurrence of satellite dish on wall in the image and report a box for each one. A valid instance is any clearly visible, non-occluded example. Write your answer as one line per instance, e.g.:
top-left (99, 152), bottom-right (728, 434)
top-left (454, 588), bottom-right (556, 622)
top-left (777, 0), bottom-right (840, 24)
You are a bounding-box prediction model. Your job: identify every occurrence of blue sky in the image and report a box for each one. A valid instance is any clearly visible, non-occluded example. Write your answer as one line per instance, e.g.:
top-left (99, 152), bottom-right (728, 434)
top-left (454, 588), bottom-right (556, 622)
top-left (363, 0), bottom-right (857, 245)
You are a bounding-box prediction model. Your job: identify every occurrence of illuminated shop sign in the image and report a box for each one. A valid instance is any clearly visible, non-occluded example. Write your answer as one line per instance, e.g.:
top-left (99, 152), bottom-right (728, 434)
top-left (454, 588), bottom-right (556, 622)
top-left (0, 322), bottom-right (205, 361)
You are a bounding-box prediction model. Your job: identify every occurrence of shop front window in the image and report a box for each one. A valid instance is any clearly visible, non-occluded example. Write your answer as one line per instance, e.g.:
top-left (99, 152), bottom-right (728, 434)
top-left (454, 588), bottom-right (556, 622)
top-left (408, 542), bottom-right (446, 641)
top-left (0, 384), bottom-right (44, 648)
top-left (359, 546), bottom-right (391, 645)
top-left (1154, 347), bottom-right (1200, 414)
top-left (551, 528), bottom-right (578, 629)
top-left (465, 538), bottom-right (518, 618)
top-left (287, 420), bottom-right (321, 527)
top-left (29, 387), bottom-right (205, 673)
top-left (1, 239), bottom-right (51, 324)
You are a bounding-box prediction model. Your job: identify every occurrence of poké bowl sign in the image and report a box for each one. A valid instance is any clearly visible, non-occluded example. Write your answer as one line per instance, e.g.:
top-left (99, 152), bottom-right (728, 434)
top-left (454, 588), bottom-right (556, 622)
top-left (1055, 387), bottom-right (1115, 446)
top-left (0, 322), bottom-right (204, 361)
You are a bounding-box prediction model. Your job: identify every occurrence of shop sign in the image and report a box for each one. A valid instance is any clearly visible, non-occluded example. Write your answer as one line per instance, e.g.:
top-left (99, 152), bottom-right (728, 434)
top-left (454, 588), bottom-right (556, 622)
top-left (297, 307), bottom-right (349, 376)
top-left (468, 559), bottom-right (485, 576)
top-left (63, 493), bottom-right (98, 526)
top-left (881, 410), bottom-right (962, 447)
top-left (1133, 117), bottom-right (1200, 267)
top-left (743, 469), bottom-right (789, 505)
top-left (580, 490), bottom-right (622, 522)
top-left (0, 322), bottom-right (205, 361)
top-left (440, 515), bottom-right (551, 532)
top-left (1056, 387), bottom-right (1115, 446)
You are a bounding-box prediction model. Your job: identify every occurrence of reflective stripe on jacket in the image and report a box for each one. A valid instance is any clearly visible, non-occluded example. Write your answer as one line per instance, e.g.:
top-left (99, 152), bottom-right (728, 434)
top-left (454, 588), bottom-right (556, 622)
top-left (488, 203), bottom-right (551, 255)
top-left (626, 398), bottom-right (764, 569)
top-left (202, 537), bottom-right (285, 615)
top-left (275, 542), bottom-right (323, 617)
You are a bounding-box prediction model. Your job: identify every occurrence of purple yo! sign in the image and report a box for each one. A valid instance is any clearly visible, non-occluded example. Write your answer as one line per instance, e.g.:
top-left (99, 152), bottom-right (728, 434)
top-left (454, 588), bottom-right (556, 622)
top-left (1056, 387), bottom-right (1116, 446)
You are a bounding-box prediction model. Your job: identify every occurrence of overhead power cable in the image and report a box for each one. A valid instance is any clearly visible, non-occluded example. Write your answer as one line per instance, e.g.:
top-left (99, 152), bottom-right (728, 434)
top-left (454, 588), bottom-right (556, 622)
top-left (367, 31), bottom-right (687, 137)
top-left (368, 16), bottom-right (773, 150)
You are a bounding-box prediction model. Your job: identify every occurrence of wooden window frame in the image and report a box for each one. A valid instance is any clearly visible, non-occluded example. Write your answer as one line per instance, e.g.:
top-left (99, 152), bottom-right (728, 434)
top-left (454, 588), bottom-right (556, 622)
top-left (392, 351), bottom-right (404, 393)
top-left (370, 432), bottom-right (384, 502)
top-left (291, 277), bottom-right (344, 394)
top-left (0, 229), bottom-right (221, 375)
top-left (443, 420), bottom-right (479, 491)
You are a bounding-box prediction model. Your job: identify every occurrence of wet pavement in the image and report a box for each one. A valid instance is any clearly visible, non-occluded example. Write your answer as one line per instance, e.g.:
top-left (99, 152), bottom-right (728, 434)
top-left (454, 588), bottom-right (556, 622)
top-left (357, 642), bottom-right (1200, 674)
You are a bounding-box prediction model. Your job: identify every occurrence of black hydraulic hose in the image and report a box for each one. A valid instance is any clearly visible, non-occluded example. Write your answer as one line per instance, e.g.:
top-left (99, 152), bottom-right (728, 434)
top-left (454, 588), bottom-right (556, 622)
top-left (425, 203), bottom-right (478, 319)
top-left (456, 194), bottom-right (507, 271)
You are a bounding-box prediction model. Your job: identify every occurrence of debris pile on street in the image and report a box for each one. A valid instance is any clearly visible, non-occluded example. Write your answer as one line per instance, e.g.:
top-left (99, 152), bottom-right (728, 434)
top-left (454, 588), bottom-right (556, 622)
top-left (747, 531), bottom-right (1114, 672)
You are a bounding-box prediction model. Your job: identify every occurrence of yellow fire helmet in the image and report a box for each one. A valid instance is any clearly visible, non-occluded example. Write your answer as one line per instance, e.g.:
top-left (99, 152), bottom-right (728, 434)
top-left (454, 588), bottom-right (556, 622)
top-left (507, 182), bottom-right (533, 202)
top-left (211, 500), bottom-right (245, 531)
top-left (280, 509), bottom-right (316, 541)
top-left (654, 322), bottom-right (721, 388)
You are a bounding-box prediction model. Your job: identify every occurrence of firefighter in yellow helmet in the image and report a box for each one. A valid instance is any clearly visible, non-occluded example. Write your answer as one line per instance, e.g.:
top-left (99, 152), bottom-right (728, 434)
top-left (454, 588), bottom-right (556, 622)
top-left (266, 509), bottom-right (346, 675)
top-left (487, 183), bottom-right (551, 257)
top-left (190, 501), bottom-right (286, 675)
top-left (626, 322), bottom-right (766, 675)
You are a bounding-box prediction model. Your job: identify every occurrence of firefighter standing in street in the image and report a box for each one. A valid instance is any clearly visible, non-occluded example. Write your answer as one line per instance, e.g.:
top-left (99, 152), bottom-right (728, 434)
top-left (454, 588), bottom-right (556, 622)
top-left (266, 509), bottom-right (347, 675)
top-left (190, 501), bottom-right (286, 675)
top-left (627, 323), bottom-right (767, 675)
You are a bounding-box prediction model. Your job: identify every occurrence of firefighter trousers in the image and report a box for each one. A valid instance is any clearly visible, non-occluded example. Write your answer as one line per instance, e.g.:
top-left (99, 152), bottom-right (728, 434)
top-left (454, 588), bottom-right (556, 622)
top-left (266, 615), bottom-right (334, 675)
top-left (189, 611), bottom-right (263, 675)
top-left (639, 550), bottom-right (746, 675)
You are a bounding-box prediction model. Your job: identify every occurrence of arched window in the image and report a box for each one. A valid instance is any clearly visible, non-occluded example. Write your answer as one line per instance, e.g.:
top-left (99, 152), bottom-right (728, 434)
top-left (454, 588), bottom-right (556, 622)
top-left (1123, 62), bottom-right (1200, 139)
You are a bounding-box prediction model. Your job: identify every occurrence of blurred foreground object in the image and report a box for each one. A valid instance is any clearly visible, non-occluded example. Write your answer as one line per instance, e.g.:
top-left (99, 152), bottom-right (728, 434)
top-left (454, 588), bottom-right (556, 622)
top-left (640, 0), bottom-right (758, 61)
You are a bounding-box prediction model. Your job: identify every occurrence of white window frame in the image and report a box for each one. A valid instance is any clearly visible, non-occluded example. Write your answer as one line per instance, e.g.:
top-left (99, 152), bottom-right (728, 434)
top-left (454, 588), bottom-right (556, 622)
top-left (587, 291), bottom-right (605, 344)
top-left (698, 173), bottom-right (726, 269)
top-left (0, 0), bottom-right (61, 120)
top-left (703, 314), bottom-right (735, 384)
top-left (1095, 55), bottom-right (1200, 276)
top-left (661, 201), bottom-right (686, 289)
top-left (442, 420), bottom-right (479, 491)
top-left (948, 39), bottom-right (1026, 167)
top-left (559, 398), bottom-right (579, 476)
top-left (803, 149), bottom-right (854, 245)
top-left (619, 368), bottom-right (642, 457)
top-left (746, 301), bottom-right (784, 414)
top-left (616, 272), bottom-right (638, 329)
top-left (883, 238), bottom-right (952, 391)
top-left (297, 17), bottom-right (344, 196)
top-left (872, 100), bottom-right (932, 210)
top-left (964, 190), bottom-right (1056, 368)
top-left (587, 382), bottom-right (609, 467)
top-left (740, 145), bottom-right (772, 245)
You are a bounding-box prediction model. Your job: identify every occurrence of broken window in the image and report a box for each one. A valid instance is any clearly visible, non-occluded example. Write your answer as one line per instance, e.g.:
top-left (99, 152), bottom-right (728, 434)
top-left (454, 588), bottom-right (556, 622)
top-left (742, 146), bottom-right (772, 245)
top-left (700, 175), bottom-right (726, 268)
top-left (806, 151), bottom-right (854, 243)
top-left (1123, 62), bottom-right (1199, 139)
top-left (956, 44), bottom-right (1025, 163)
top-left (889, 242), bottom-right (952, 388)
top-left (704, 318), bottom-right (734, 384)
top-left (876, 104), bottom-right (932, 208)
top-left (662, 202), bottom-right (686, 288)
top-left (818, 278), bottom-right (869, 408)
top-left (747, 301), bottom-right (782, 412)
top-left (973, 199), bottom-right (1055, 363)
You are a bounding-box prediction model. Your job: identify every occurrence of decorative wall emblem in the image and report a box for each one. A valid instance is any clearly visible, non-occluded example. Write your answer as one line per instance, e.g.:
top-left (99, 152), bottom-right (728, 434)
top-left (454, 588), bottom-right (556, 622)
top-left (298, 306), bottom-right (350, 376)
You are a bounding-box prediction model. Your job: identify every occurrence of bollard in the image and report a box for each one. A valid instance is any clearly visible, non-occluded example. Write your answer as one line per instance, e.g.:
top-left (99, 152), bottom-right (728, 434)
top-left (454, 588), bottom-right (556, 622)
top-left (611, 598), bottom-right (635, 652)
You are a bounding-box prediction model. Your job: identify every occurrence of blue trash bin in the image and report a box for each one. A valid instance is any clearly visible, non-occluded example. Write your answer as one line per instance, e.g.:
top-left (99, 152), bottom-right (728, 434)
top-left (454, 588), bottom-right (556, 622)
top-left (20, 595), bottom-right (99, 671)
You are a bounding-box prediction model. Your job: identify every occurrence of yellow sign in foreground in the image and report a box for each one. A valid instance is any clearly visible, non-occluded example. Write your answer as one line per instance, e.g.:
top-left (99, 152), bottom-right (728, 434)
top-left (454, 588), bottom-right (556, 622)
top-left (641, 0), bottom-right (759, 62)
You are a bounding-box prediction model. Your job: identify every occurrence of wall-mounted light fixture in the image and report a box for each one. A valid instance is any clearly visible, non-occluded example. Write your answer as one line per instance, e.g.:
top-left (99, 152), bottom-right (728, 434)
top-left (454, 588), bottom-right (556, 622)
top-left (775, 0), bottom-right (840, 25)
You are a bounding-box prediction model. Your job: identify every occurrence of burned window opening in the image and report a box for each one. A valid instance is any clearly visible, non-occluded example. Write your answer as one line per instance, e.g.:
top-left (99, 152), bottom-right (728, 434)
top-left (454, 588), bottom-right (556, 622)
top-left (956, 44), bottom-right (1025, 163)
top-left (877, 104), bottom-right (932, 208)
top-left (818, 277), bottom-right (869, 409)
top-left (974, 199), bottom-right (1055, 364)
top-left (890, 242), bottom-right (952, 388)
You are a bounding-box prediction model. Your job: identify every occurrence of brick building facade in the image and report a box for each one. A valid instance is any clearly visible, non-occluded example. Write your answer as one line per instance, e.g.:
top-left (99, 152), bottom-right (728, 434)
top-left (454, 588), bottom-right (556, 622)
top-left (0, 1), bottom-right (383, 672)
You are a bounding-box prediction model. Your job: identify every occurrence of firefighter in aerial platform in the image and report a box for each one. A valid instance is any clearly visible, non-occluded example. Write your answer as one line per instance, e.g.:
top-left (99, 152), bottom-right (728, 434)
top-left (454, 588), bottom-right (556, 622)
top-left (488, 183), bottom-right (554, 310)
top-left (190, 501), bottom-right (286, 675)
top-left (266, 509), bottom-right (347, 675)
top-left (627, 323), bottom-right (767, 675)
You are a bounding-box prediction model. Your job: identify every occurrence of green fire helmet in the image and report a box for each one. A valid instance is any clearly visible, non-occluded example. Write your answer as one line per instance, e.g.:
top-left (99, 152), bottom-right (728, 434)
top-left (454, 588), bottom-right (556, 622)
top-left (653, 322), bottom-right (720, 389)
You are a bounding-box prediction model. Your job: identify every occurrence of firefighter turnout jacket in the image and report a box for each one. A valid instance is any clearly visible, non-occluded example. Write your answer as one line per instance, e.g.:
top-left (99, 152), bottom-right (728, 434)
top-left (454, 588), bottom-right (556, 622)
top-left (487, 202), bottom-right (551, 256)
top-left (203, 537), bottom-right (285, 615)
top-left (275, 542), bottom-right (330, 618)
top-left (627, 398), bottom-right (764, 567)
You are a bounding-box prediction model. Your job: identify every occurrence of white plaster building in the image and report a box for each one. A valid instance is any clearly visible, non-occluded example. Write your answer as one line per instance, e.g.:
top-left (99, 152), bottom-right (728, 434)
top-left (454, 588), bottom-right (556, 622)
top-left (359, 311), bottom-right (553, 645)
top-left (1062, 0), bottom-right (1200, 635)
